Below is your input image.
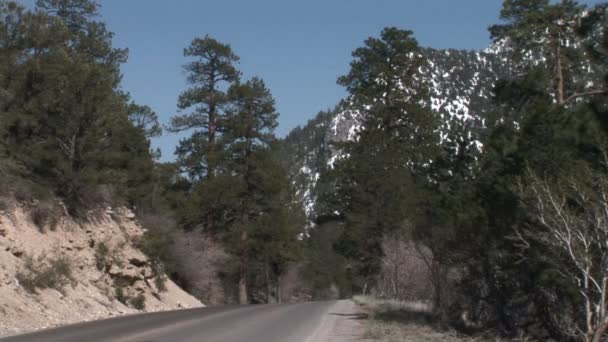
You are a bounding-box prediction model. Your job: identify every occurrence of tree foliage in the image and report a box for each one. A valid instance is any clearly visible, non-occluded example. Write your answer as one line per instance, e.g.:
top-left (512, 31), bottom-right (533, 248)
top-left (309, 2), bottom-right (608, 339)
top-left (168, 37), bottom-right (305, 304)
top-left (319, 27), bottom-right (441, 293)
top-left (0, 0), bottom-right (158, 214)
top-left (168, 35), bottom-right (240, 181)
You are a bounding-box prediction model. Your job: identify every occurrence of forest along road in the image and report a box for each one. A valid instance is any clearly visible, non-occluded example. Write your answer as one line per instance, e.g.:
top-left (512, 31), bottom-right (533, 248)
top-left (1, 300), bottom-right (365, 342)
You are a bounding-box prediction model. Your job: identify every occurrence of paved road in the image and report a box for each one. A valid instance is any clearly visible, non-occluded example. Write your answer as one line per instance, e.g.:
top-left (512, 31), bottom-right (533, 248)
top-left (1, 300), bottom-right (361, 342)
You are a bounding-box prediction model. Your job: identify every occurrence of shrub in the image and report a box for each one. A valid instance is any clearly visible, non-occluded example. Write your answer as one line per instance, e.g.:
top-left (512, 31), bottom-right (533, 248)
top-left (12, 179), bottom-right (54, 204)
top-left (130, 293), bottom-right (146, 310)
top-left (154, 269), bottom-right (167, 292)
top-left (16, 254), bottom-right (75, 293)
top-left (95, 241), bottom-right (124, 272)
top-left (137, 215), bottom-right (175, 265)
top-left (113, 277), bottom-right (129, 305)
top-left (0, 197), bottom-right (9, 211)
top-left (113, 278), bottom-right (146, 310)
top-left (138, 224), bottom-right (174, 293)
top-left (375, 235), bottom-right (433, 302)
top-left (95, 242), bottom-right (110, 271)
top-left (12, 177), bottom-right (36, 203)
top-left (30, 201), bottom-right (60, 233)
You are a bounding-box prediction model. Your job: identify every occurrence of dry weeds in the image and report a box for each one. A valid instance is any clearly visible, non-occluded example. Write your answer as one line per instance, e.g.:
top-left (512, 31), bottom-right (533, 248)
top-left (354, 296), bottom-right (499, 342)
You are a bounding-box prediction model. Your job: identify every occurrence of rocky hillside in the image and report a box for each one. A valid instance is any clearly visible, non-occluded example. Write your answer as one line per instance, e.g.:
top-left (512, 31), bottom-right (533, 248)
top-left (282, 45), bottom-right (513, 218)
top-left (0, 202), bottom-right (202, 337)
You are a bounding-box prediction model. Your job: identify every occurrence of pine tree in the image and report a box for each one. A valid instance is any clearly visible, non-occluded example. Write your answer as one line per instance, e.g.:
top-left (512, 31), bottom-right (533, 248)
top-left (423, 2), bottom-right (608, 334)
top-left (218, 78), bottom-right (302, 304)
top-left (35, 0), bottom-right (98, 31)
top-left (0, 0), bottom-right (157, 213)
top-left (168, 36), bottom-right (240, 181)
top-left (246, 148), bottom-right (304, 304)
top-left (128, 104), bottom-right (161, 139)
top-left (490, 0), bottom-right (607, 105)
top-left (321, 27), bottom-right (441, 292)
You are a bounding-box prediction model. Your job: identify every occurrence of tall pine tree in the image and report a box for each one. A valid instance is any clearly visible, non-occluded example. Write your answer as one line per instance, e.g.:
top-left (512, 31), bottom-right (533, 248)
top-left (320, 27), bottom-right (441, 293)
top-left (219, 78), bottom-right (302, 304)
top-left (168, 36), bottom-right (240, 181)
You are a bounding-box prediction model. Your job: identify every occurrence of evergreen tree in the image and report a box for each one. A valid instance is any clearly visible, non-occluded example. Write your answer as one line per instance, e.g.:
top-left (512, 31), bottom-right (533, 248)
top-left (36, 0), bottom-right (98, 31)
top-left (0, 0), bottom-right (157, 213)
top-left (301, 221), bottom-right (350, 300)
top-left (168, 36), bottom-right (240, 181)
top-left (320, 27), bottom-right (441, 292)
top-left (128, 104), bottom-right (161, 139)
top-left (246, 148), bottom-right (305, 303)
top-left (490, 0), bottom-right (606, 105)
top-left (218, 78), bottom-right (302, 304)
top-left (422, 1), bottom-right (608, 335)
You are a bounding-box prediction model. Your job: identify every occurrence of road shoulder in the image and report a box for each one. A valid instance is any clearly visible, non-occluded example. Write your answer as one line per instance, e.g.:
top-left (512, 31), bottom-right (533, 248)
top-left (308, 300), bottom-right (367, 342)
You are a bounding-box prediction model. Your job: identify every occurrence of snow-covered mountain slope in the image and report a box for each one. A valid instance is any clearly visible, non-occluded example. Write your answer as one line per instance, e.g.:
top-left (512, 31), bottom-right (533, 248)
top-left (281, 45), bottom-right (512, 219)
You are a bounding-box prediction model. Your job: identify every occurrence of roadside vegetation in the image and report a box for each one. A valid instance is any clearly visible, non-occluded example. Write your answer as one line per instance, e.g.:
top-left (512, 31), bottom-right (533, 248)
top-left (0, 0), bottom-right (304, 307)
top-left (354, 296), bottom-right (496, 342)
top-left (16, 254), bottom-right (75, 294)
top-left (3, 0), bottom-right (608, 340)
top-left (112, 278), bottom-right (146, 310)
top-left (307, 1), bottom-right (608, 340)
top-left (29, 200), bottom-right (62, 233)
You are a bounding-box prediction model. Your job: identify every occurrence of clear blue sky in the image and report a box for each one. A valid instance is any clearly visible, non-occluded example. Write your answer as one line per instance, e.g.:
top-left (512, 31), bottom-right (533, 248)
top-left (19, 0), bottom-right (604, 160)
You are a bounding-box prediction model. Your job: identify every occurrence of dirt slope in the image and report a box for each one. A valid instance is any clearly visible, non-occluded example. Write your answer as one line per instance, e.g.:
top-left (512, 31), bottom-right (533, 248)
top-left (0, 204), bottom-right (202, 337)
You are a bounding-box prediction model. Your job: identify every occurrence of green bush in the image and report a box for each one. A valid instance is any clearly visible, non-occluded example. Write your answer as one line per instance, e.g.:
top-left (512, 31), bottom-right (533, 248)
top-left (113, 277), bottom-right (130, 305)
top-left (11, 178), bottom-right (55, 204)
top-left (138, 226), bottom-right (173, 293)
top-left (13, 186), bottom-right (32, 203)
top-left (16, 254), bottom-right (75, 293)
top-left (95, 241), bottom-right (124, 272)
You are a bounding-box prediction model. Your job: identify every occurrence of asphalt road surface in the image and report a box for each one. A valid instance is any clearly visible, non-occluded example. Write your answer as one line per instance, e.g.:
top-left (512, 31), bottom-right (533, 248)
top-left (1, 300), bottom-right (362, 342)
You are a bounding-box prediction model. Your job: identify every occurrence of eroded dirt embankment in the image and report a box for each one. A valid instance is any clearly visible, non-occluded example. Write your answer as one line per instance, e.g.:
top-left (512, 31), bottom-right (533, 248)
top-left (0, 204), bottom-right (202, 337)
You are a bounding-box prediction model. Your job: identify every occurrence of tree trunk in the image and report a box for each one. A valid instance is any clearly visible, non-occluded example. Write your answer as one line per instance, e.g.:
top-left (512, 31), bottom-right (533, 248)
top-left (276, 280), bottom-right (282, 304)
top-left (264, 259), bottom-right (272, 304)
top-left (207, 87), bottom-right (217, 180)
top-left (432, 270), bottom-right (442, 313)
top-left (556, 39), bottom-right (565, 105)
top-left (206, 91), bottom-right (217, 233)
top-left (591, 322), bottom-right (608, 342)
top-left (238, 230), bottom-right (248, 305)
top-left (238, 265), bottom-right (248, 305)
top-left (430, 260), bottom-right (448, 320)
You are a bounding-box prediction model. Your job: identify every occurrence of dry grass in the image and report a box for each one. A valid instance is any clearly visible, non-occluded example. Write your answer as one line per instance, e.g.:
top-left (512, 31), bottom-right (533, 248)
top-left (364, 320), bottom-right (475, 342)
top-left (354, 295), bottom-right (432, 314)
top-left (16, 254), bottom-right (75, 294)
top-left (354, 296), bottom-right (497, 342)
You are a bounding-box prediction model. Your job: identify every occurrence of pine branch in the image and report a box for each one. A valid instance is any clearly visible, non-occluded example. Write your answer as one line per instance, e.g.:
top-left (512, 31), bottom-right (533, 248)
top-left (565, 89), bottom-right (608, 104)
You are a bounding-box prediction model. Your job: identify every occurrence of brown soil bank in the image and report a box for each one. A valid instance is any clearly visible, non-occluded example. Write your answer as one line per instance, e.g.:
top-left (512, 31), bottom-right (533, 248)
top-left (0, 203), bottom-right (202, 337)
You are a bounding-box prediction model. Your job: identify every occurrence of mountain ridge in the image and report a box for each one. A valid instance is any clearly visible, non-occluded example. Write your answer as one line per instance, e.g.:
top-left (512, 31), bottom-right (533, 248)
top-left (282, 43), bottom-right (513, 219)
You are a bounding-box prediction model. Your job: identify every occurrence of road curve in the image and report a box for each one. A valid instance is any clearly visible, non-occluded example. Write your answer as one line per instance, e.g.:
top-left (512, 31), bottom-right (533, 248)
top-left (0, 300), bottom-right (358, 342)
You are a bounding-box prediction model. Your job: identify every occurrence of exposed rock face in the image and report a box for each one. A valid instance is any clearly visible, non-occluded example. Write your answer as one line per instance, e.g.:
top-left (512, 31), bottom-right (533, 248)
top-left (0, 204), bottom-right (203, 337)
